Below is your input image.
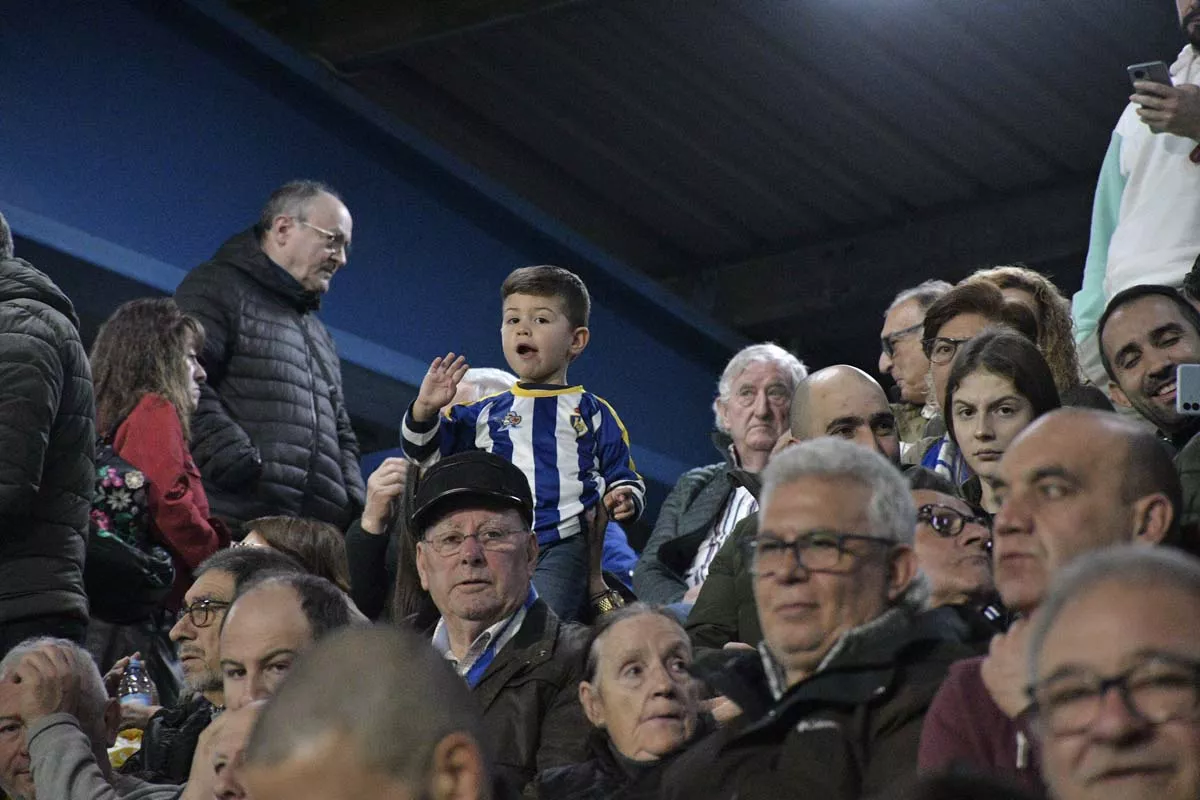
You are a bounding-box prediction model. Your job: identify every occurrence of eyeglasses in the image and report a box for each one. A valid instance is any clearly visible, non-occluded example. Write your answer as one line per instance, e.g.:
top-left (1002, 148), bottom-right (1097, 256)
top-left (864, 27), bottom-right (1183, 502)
top-left (922, 336), bottom-right (972, 365)
top-left (743, 530), bottom-right (893, 577)
top-left (422, 528), bottom-right (527, 557)
top-left (177, 598), bottom-right (232, 628)
top-left (881, 322), bottom-right (925, 359)
top-left (1028, 655), bottom-right (1200, 737)
top-left (297, 219), bottom-right (350, 254)
top-left (917, 504), bottom-right (989, 538)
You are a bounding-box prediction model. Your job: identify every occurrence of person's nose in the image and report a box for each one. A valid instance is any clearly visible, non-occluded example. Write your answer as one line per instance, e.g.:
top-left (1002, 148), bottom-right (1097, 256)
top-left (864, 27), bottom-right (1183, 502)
top-left (168, 614), bottom-right (191, 644)
top-left (879, 349), bottom-right (893, 375)
top-left (646, 660), bottom-right (678, 697)
top-left (458, 534), bottom-right (488, 565)
top-left (852, 426), bottom-right (884, 456)
top-left (329, 244), bottom-right (348, 268)
top-left (993, 489), bottom-right (1030, 539)
top-left (751, 388), bottom-right (772, 419)
top-left (213, 762), bottom-right (247, 800)
top-left (1089, 684), bottom-right (1151, 742)
top-left (959, 521), bottom-right (989, 550)
top-left (194, 361), bottom-right (207, 385)
top-left (974, 414), bottom-right (995, 440)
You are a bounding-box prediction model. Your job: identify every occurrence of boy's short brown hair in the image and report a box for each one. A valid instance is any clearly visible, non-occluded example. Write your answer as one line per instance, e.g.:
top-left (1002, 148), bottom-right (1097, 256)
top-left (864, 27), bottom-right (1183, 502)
top-left (501, 265), bottom-right (591, 329)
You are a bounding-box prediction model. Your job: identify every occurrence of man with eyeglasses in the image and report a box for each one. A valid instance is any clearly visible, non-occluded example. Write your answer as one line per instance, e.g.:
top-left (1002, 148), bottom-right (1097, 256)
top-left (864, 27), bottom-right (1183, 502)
top-left (410, 450), bottom-right (589, 794)
top-left (879, 280), bottom-right (953, 445)
top-left (919, 408), bottom-right (1182, 791)
top-left (175, 180), bottom-right (365, 532)
top-left (1029, 546), bottom-right (1200, 800)
top-left (662, 438), bottom-right (973, 800)
top-left (118, 547), bottom-right (303, 785)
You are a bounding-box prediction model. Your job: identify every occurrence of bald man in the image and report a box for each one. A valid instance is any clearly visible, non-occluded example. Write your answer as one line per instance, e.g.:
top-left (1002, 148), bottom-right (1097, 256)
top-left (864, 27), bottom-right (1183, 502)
top-left (918, 408), bottom-right (1181, 791)
top-left (686, 366), bottom-right (900, 650)
top-left (241, 626), bottom-right (493, 800)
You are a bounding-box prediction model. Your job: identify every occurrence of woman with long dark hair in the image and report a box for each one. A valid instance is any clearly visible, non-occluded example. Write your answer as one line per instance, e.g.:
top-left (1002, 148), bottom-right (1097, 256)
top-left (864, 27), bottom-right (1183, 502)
top-left (943, 331), bottom-right (1062, 512)
top-left (91, 298), bottom-right (230, 611)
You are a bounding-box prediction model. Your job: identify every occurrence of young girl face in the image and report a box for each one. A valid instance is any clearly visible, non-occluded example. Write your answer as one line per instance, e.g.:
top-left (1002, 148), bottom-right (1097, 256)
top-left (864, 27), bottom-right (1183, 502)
top-left (951, 369), bottom-right (1034, 481)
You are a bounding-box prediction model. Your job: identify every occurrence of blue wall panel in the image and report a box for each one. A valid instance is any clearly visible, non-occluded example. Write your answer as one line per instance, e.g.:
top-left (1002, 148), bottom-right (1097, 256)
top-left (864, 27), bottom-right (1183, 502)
top-left (0, 0), bottom-right (742, 488)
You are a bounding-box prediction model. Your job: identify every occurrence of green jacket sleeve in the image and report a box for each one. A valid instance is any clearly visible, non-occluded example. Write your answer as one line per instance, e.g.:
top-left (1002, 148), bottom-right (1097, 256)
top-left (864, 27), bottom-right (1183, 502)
top-left (1073, 130), bottom-right (1127, 344)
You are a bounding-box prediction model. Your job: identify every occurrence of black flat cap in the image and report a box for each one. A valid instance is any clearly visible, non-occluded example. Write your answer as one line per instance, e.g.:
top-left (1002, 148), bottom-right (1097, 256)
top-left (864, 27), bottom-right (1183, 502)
top-left (411, 451), bottom-right (534, 535)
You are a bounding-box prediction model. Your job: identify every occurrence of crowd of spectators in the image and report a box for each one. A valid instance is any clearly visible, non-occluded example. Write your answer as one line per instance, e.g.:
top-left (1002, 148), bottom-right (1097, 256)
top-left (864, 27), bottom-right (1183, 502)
top-left (8, 7), bottom-right (1200, 797)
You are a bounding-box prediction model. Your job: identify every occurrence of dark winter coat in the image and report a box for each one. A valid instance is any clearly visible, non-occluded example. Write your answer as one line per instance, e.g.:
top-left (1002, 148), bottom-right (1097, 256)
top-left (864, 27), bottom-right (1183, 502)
top-left (661, 608), bottom-right (974, 800)
top-left (175, 230), bottom-right (364, 530)
top-left (0, 257), bottom-right (94, 627)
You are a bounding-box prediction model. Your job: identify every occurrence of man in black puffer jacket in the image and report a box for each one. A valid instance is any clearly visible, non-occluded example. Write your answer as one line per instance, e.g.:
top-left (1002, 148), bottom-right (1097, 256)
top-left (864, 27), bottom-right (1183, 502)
top-left (176, 181), bottom-right (365, 531)
top-left (0, 212), bottom-right (95, 655)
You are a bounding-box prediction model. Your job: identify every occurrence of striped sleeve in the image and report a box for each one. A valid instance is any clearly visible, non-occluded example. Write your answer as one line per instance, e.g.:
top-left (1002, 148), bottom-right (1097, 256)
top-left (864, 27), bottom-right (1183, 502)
top-left (400, 401), bottom-right (481, 466)
top-left (590, 393), bottom-right (646, 520)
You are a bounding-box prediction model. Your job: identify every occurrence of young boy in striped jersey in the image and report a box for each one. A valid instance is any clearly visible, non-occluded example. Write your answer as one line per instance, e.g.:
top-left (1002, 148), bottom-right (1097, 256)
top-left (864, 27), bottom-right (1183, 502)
top-left (401, 265), bottom-right (644, 620)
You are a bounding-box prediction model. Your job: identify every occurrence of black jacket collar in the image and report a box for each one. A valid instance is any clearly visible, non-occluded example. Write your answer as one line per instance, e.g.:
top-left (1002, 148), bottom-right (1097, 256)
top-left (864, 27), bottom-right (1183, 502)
top-left (210, 227), bottom-right (322, 313)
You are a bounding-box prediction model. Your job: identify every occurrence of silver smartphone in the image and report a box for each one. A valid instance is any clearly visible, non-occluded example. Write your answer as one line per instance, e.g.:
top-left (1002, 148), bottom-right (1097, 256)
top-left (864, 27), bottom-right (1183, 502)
top-left (1128, 61), bottom-right (1173, 87)
top-left (1177, 364), bottom-right (1200, 415)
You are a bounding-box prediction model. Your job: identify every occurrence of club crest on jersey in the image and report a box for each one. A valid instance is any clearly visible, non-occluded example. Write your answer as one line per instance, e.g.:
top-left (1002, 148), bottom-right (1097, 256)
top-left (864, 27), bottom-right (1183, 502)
top-left (570, 408), bottom-right (587, 438)
top-left (499, 411), bottom-right (522, 430)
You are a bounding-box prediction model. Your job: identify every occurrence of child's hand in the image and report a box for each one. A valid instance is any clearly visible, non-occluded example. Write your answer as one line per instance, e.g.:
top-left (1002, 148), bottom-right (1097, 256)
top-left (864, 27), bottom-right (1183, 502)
top-left (603, 487), bottom-right (636, 521)
top-left (413, 352), bottom-right (469, 421)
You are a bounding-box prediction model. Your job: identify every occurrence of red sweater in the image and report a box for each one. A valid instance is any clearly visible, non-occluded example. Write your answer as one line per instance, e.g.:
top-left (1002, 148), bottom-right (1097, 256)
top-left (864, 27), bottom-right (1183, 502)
top-left (113, 394), bottom-right (229, 610)
top-left (917, 655), bottom-right (1043, 792)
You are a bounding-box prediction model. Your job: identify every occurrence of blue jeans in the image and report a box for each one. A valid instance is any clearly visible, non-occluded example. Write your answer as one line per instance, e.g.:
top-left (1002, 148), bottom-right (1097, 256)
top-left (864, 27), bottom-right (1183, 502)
top-left (534, 534), bottom-right (589, 623)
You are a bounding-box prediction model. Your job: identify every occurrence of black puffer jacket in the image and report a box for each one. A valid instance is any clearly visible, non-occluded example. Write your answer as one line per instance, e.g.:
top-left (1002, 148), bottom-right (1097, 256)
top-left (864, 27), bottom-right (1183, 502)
top-left (175, 230), bottom-right (364, 530)
top-left (0, 258), bottom-right (94, 626)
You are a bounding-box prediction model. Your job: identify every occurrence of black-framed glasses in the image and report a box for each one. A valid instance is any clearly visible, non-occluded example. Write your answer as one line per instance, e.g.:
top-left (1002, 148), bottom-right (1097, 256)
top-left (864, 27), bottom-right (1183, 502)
top-left (1028, 655), bottom-right (1200, 737)
top-left (743, 530), bottom-right (894, 576)
top-left (177, 599), bottom-right (232, 628)
top-left (422, 528), bottom-right (526, 557)
top-left (922, 336), bottom-right (972, 365)
top-left (881, 321), bottom-right (925, 359)
top-left (917, 504), bottom-right (989, 538)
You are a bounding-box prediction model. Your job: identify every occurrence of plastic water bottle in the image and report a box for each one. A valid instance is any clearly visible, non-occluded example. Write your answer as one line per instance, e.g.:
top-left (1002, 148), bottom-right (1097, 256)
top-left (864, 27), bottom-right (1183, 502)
top-left (118, 657), bottom-right (156, 706)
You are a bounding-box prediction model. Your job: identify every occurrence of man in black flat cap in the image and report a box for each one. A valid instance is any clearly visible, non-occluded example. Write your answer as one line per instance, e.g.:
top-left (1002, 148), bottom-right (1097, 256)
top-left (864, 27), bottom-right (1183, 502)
top-left (410, 451), bottom-right (590, 796)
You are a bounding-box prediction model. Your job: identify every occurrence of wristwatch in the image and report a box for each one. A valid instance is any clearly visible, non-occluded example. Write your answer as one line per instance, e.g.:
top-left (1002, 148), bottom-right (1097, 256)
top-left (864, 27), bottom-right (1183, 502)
top-left (590, 589), bottom-right (626, 616)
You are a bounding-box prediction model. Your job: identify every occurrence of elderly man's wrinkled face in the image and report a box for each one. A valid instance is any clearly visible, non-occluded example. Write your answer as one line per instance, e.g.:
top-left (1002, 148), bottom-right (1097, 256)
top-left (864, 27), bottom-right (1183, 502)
top-left (879, 299), bottom-right (930, 405)
top-left (1101, 296), bottom-right (1200, 436)
top-left (170, 569), bottom-right (235, 699)
top-left (416, 507), bottom-right (537, 626)
top-left (219, 584), bottom-right (314, 711)
top-left (579, 613), bottom-right (699, 763)
top-left (990, 416), bottom-right (1145, 615)
top-left (1037, 579), bottom-right (1200, 800)
top-left (928, 312), bottom-right (992, 410)
top-left (0, 681), bottom-right (31, 800)
top-left (272, 192), bottom-right (352, 295)
top-left (911, 489), bottom-right (992, 608)
top-left (753, 475), bottom-right (913, 685)
top-left (717, 361), bottom-right (792, 464)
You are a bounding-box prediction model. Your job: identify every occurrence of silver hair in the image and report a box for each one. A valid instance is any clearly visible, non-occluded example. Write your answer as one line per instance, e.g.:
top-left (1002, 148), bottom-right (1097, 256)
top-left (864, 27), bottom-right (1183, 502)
top-left (759, 437), bottom-right (929, 610)
top-left (0, 637), bottom-right (109, 737)
top-left (886, 279), bottom-right (954, 315)
top-left (257, 180), bottom-right (341, 234)
top-left (1028, 546), bottom-right (1200, 684)
top-left (461, 367), bottom-right (518, 402)
top-left (713, 343), bottom-right (808, 433)
top-left (0, 211), bottom-right (12, 260)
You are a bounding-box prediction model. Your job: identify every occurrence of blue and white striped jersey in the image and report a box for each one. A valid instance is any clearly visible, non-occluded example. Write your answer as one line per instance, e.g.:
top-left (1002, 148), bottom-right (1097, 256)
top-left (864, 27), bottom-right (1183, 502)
top-left (401, 383), bottom-right (645, 544)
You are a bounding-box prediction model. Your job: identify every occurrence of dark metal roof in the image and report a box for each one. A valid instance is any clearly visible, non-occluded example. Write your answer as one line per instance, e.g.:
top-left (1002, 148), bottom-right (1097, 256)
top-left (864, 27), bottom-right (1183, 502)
top-left (227, 0), bottom-right (1183, 369)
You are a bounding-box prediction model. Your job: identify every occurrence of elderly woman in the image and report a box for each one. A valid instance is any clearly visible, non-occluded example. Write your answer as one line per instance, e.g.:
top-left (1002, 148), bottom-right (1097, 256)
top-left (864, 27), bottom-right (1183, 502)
top-left (536, 604), bottom-right (706, 799)
top-left (634, 343), bottom-right (807, 605)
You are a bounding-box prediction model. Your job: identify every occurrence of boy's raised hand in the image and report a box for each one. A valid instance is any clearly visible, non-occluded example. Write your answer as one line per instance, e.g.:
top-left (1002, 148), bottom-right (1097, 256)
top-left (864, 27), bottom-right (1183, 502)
top-left (603, 487), bottom-right (636, 521)
top-left (413, 352), bottom-right (469, 422)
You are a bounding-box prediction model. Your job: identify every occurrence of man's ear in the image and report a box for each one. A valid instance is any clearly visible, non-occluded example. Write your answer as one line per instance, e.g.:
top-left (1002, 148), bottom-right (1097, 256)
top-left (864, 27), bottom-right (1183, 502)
top-left (578, 680), bottom-right (605, 728)
top-left (425, 732), bottom-right (486, 800)
top-left (415, 543), bottom-right (431, 592)
top-left (885, 546), bottom-right (919, 603)
top-left (1109, 381), bottom-right (1133, 410)
top-left (103, 698), bottom-right (121, 747)
top-left (1131, 492), bottom-right (1174, 546)
top-left (568, 326), bottom-right (590, 361)
top-left (524, 533), bottom-right (539, 577)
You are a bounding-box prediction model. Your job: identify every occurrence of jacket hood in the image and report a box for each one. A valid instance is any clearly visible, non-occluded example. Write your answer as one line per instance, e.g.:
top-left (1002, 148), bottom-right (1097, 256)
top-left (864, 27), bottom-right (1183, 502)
top-left (210, 228), bottom-right (322, 313)
top-left (0, 257), bottom-right (81, 328)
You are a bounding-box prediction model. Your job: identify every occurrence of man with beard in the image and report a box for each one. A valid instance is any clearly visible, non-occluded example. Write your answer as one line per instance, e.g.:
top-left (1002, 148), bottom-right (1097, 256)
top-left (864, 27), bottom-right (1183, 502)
top-left (1098, 284), bottom-right (1200, 533)
top-left (1072, 0), bottom-right (1200, 386)
top-left (175, 181), bottom-right (365, 531)
top-left (118, 547), bottom-right (303, 784)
